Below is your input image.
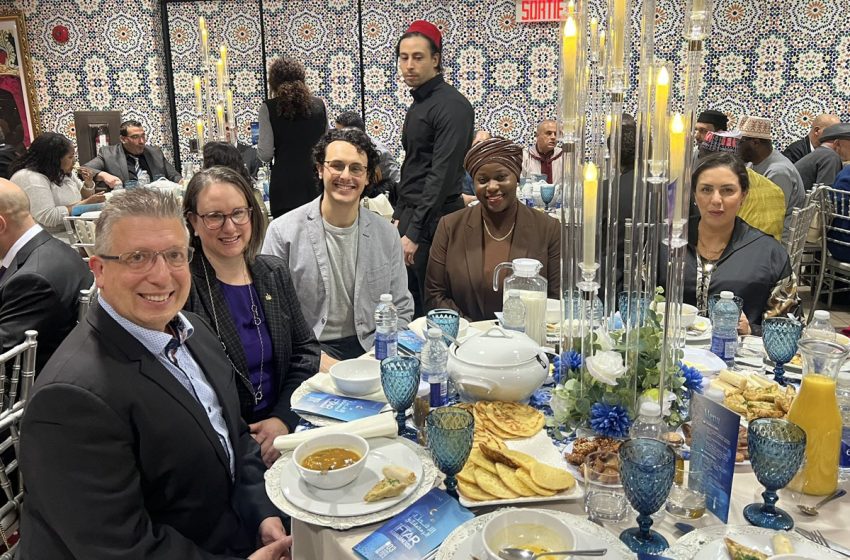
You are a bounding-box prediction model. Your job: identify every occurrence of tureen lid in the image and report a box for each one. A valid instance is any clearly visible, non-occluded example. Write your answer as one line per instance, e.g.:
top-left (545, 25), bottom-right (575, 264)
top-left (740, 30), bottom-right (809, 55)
top-left (453, 326), bottom-right (541, 367)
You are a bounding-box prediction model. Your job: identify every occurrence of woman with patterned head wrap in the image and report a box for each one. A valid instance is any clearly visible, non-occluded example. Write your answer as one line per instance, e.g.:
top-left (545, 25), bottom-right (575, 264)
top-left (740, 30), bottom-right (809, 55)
top-left (424, 137), bottom-right (561, 320)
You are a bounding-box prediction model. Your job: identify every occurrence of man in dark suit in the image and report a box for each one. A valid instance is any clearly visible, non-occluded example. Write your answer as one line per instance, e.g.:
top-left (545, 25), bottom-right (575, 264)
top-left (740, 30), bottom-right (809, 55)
top-left (19, 189), bottom-right (291, 559)
top-left (782, 113), bottom-right (840, 164)
top-left (0, 179), bottom-right (91, 371)
top-left (84, 119), bottom-right (182, 190)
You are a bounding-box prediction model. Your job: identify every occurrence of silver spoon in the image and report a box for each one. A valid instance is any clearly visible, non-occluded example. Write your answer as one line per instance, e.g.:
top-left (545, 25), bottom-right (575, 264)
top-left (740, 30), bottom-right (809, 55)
top-left (498, 548), bottom-right (608, 560)
top-left (797, 488), bottom-right (846, 516)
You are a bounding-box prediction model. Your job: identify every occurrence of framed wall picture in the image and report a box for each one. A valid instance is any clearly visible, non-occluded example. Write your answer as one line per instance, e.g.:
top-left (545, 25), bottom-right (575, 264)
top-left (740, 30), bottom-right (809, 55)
top-left (73, 111), bottom-right (122, 165)
top-left (0, 11), bottom-right (40, 150)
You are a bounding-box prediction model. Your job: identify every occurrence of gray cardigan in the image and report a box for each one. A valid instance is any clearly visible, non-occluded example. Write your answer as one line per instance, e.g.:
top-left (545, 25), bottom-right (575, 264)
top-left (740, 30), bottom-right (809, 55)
top-left (261, 196), bottom-right (414, 351)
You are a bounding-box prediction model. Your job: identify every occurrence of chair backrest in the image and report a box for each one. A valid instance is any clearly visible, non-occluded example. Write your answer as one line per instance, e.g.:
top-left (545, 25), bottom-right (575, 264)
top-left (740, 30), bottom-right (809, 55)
top-left (0, 331), bottom-right (37, 419)
top-left (63, 216), bottom-right (98, 257)
top-left (77, 281), bottom-right (99, 324)
top-left (0, 406), bottom-right (24, 558)
top-left (784, 201), bottom-right (819, 277)
top-left (823, 186), bottom-right (850, 251)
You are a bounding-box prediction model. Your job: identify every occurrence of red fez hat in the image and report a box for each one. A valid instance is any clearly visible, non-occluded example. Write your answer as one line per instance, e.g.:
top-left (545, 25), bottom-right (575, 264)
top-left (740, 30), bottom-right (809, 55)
top-left (405, 20), bottom-right (442, 50)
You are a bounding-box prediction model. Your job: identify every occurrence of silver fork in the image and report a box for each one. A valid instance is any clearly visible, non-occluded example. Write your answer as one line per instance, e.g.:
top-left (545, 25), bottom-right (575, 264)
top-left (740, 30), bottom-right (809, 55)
top-left (796, 528), bottom-right (850, 558)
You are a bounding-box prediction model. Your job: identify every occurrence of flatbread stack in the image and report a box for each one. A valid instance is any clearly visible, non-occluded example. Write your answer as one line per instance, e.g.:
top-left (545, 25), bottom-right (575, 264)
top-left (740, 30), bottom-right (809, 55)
top-left (457, 443), bottom-right (576, 502)
top-left (460, 401), bottom-right (545, 452)
top-left (711, 370), bottom-right (796, 422)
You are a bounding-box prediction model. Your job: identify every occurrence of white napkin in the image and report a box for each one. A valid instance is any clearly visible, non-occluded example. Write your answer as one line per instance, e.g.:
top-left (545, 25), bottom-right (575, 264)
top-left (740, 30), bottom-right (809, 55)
top-left (273, 412), bottom-right (398, 451)
top-left (303, 372), bottom-right (388, 403)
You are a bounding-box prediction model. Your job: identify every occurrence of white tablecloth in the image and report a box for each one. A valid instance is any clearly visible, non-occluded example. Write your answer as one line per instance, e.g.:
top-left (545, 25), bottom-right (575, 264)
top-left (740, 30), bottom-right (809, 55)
top-left (289, 468), bottom-right (850, 558)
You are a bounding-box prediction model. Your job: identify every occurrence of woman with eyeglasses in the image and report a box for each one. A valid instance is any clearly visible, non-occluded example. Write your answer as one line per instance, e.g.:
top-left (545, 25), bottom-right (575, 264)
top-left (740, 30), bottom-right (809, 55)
top-left (9, 132), bottom-right (105, 242)
top-left (257, 56), bottom-right (328, 218)
top-left (262, 128), bottom-right (413, 361)
top-left (183, 166), bottom-right (320, 467)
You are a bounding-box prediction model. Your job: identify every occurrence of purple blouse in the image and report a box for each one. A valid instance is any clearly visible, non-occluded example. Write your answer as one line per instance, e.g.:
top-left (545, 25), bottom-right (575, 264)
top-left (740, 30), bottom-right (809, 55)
top-left (219, 281), bottom-right (274, 414)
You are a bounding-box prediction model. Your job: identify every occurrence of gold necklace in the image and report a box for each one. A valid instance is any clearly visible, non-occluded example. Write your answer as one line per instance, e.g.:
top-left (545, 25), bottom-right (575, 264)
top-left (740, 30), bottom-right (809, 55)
top-left (483, 218), bottom-right (515, 242)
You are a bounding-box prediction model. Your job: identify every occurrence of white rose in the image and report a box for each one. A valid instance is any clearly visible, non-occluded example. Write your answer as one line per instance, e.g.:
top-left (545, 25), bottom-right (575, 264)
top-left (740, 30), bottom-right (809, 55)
top-left (585, 350), bottom-right (626, 386)
top-left (595, 328), bottom-right (615, 351)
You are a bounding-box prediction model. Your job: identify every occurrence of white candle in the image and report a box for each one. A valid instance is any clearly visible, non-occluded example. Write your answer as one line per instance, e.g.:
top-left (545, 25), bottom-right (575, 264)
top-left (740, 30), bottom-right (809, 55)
top-left (561, 15), bottom-right (578, 131)
top-left (583, 162), bottom-right (599, 267)
top-left (669, 113), bottom-right (686, 221)
top-left (611, 0), bottom-right (626, 70)
top-left (216, 59), bottom-right (225, 100)
top-left (193, 76), bottom-right (203, 116)
top-left (652, 66), bottom-right (670, 164)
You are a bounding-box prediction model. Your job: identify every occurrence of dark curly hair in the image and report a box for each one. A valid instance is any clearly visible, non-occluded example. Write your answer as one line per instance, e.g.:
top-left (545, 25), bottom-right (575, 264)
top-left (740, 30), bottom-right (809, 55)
top-left (8, 132), bottom-right (74, 186)
top-left (183, 166), bottom-right (268, 263)
top-left (312, 128), bottom-right (380, 198)
top-left (691, 152), bottom-right (750, 194)
top-left (267, 57), bottom-right (312, 120)
top-left (202, 142), bottom-right (253, 186)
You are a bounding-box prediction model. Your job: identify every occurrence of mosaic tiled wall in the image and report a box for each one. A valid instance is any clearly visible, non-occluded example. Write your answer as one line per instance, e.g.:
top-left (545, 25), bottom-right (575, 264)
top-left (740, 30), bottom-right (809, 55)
top-left (9, 0), bottom-right (850, 171)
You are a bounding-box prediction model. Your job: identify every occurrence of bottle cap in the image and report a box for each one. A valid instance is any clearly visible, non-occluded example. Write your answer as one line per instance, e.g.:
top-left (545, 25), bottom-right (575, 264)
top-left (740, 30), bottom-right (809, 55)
top-left (813, 310), bottom-right (830, 321)
top-left (720, 291), bottom-right (734, 299)
top-left (638, 401), bottom-right (662, 417)
top-left (426, 327), bottom-right (442, 338)
top-left (380, 293), bottom-right (392, 302)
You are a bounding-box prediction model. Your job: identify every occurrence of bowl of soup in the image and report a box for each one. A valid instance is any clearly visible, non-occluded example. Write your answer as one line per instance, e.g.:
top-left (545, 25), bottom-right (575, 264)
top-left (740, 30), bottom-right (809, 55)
top-left (329, 359), bottom-right (382, 396)
top-left (482, 509), bottom-right (575, 560)
top-left (655, 302), bottom-right (699, 328)
top-left (293, 433), bottom-right (369, 490)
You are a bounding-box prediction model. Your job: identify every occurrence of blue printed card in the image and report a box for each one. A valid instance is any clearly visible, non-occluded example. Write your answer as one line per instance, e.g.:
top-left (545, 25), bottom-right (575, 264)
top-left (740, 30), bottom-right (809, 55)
top-left (353, 488), bottom-right (474, 560)
top-left (689, 392), bottom-right (741, 523)
top-left (291, 392), bottom-right (386, 422)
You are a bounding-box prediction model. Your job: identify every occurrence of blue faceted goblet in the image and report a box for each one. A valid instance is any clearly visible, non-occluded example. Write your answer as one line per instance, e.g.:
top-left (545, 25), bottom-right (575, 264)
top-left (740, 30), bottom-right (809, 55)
top-left (618, 438), bottom-right (676, 554)
top-left (744, 418), bottom-right (806, 530)
top-left (540, 184), bottom-right (556, 212)
top-left (425, 407), bottom-right (474, 498)
top-left (617, 291), bottom-right (651, 328)
top-left (762, 317), bottom-right (803, 386)
top-left (380, 356), bottom-right (420, 435)
top-left (426, 308), bottom-right (460, 345)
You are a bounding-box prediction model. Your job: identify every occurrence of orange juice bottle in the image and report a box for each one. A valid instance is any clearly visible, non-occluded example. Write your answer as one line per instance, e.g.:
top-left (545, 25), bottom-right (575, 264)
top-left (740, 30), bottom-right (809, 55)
top-left (786, 339), bottom-right (848, 496)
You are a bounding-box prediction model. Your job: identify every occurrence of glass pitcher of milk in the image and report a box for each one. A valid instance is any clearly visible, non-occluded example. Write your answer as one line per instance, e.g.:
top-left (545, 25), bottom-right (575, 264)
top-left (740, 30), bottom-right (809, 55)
top-left (492, 258), bottom-right (547, 345)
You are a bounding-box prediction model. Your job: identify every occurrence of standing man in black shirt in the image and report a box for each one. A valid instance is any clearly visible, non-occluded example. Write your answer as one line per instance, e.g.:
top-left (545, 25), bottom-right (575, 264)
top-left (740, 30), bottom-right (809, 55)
top-left (394, 20), bottom-right (474, 316)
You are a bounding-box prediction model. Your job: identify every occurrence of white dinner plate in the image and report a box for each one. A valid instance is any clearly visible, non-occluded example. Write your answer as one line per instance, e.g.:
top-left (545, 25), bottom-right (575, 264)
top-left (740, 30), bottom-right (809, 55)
top-left (458, 430), bottom-right (584, 508)
top-left (686, 316), bottom-right (713, 344)
top-left (666, 524), bottom-right (843, 559)
top-left (682, 347), bottom-right (728, 377)
top-left (437, 508), bottom-right (633, 559)
top-left (280, 437), bottom-right (422, 517)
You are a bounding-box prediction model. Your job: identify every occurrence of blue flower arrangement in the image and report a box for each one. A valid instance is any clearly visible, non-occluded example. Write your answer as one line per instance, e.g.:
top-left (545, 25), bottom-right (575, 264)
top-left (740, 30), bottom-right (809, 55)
top-left (679, 362), bottom-right (704, 393)
top-left (552, 350), bottom-right (582, 385)
top-left (589, 402), bottom-right (631, 438)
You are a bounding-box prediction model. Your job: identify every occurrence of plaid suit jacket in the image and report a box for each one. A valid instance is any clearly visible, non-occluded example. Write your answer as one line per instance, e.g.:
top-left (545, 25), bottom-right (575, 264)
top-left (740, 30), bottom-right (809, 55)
top-left (186, 252), bottom-right (320, 429)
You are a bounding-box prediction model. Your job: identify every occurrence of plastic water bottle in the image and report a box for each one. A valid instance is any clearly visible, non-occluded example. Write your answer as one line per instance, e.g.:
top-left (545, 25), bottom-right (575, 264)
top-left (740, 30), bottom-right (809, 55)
top-left (837, 370), bottom-right (850, 481)
top-left (804, 310), bottom-right (836, 342)
top-left (137, 170), bottom-right (151, 187)
top-left (502, 289), bottom-right (526, 332)
top-left (374, 294), bottom-right (398, 361)
top-left (710, 291), bottom-right (739, 366)
top-left (420, 327), bottom-right (448, 407)
top-left (257, 165), bottom-right (270, 202)
top-left (629, 401), bottom-right (664, 440)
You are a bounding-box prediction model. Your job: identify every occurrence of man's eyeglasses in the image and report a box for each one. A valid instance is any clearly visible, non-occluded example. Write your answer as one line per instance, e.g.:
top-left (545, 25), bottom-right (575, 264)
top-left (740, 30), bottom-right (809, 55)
top-left (98, 247), bottom-right (194, 271)
top-left (195, 207), bottom-right (252, 230)
top-left (324, 160), bottom-right (367, 178)
top-left (124, 134), bottom-right (146, 141)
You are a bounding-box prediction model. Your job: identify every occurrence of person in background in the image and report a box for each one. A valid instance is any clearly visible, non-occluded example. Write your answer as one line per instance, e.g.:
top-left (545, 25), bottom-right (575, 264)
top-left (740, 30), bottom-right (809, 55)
top-left (658, 152), bottom-right (798, 335)
top-left (334, 111), bottom-right (400, 189)
top-left (694, 109), bottom-right (729, 145)
top-left (697, 130), bottom-right (786, 241)
top-left (84, 119), bottom-right (182, 189)
top-left (737, 115), bottom-right (805, 238)
top-left (19, 188), bottom-right (291, 559)
top-left (9, 132), bottom-right (104, 242)
top-left (822, 124), bottom-right (850, 262)
top-left (394, 20), bottom-right (474, 317)
top-left (183, 167), bottom-right (319, 467)
top-left (257, 57), bottom-right (328, 218)
top-left (0, 179), bottom-right (92, 372)
top-left (521, 119), bottom-right (563, 185)
top-left (203, 141), bottom-right (254, 186)
top-left (782, 113), bottom-right (840, 164)
top-left (262, 128), bottom-right (413, 360)
top-left (461, 130), bottom-right (492, 205)
top-left (794, 131), bottom-right (844, 191)
top-left (425, 137), bottom-right (560, 321)
top-left (0, 128), bottom-right (20, 179)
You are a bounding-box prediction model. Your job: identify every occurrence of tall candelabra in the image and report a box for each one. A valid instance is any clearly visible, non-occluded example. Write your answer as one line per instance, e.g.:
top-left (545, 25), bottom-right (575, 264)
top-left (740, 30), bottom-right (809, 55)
top-left (558, 0), bottom-right (713, 415)
top-left (193, 16), bottom-right (237, 151)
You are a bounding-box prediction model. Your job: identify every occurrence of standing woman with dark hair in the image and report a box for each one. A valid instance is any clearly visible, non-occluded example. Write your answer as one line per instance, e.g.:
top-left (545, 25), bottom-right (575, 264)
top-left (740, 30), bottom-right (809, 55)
top-left (9, 132), bottom-right (104, 241)
top-left (202, 141), bottom-right (253, 186)
top-left (183, 166), bottom-right (320, 466)
top-left (257, 57), bottom-right (328, 218)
